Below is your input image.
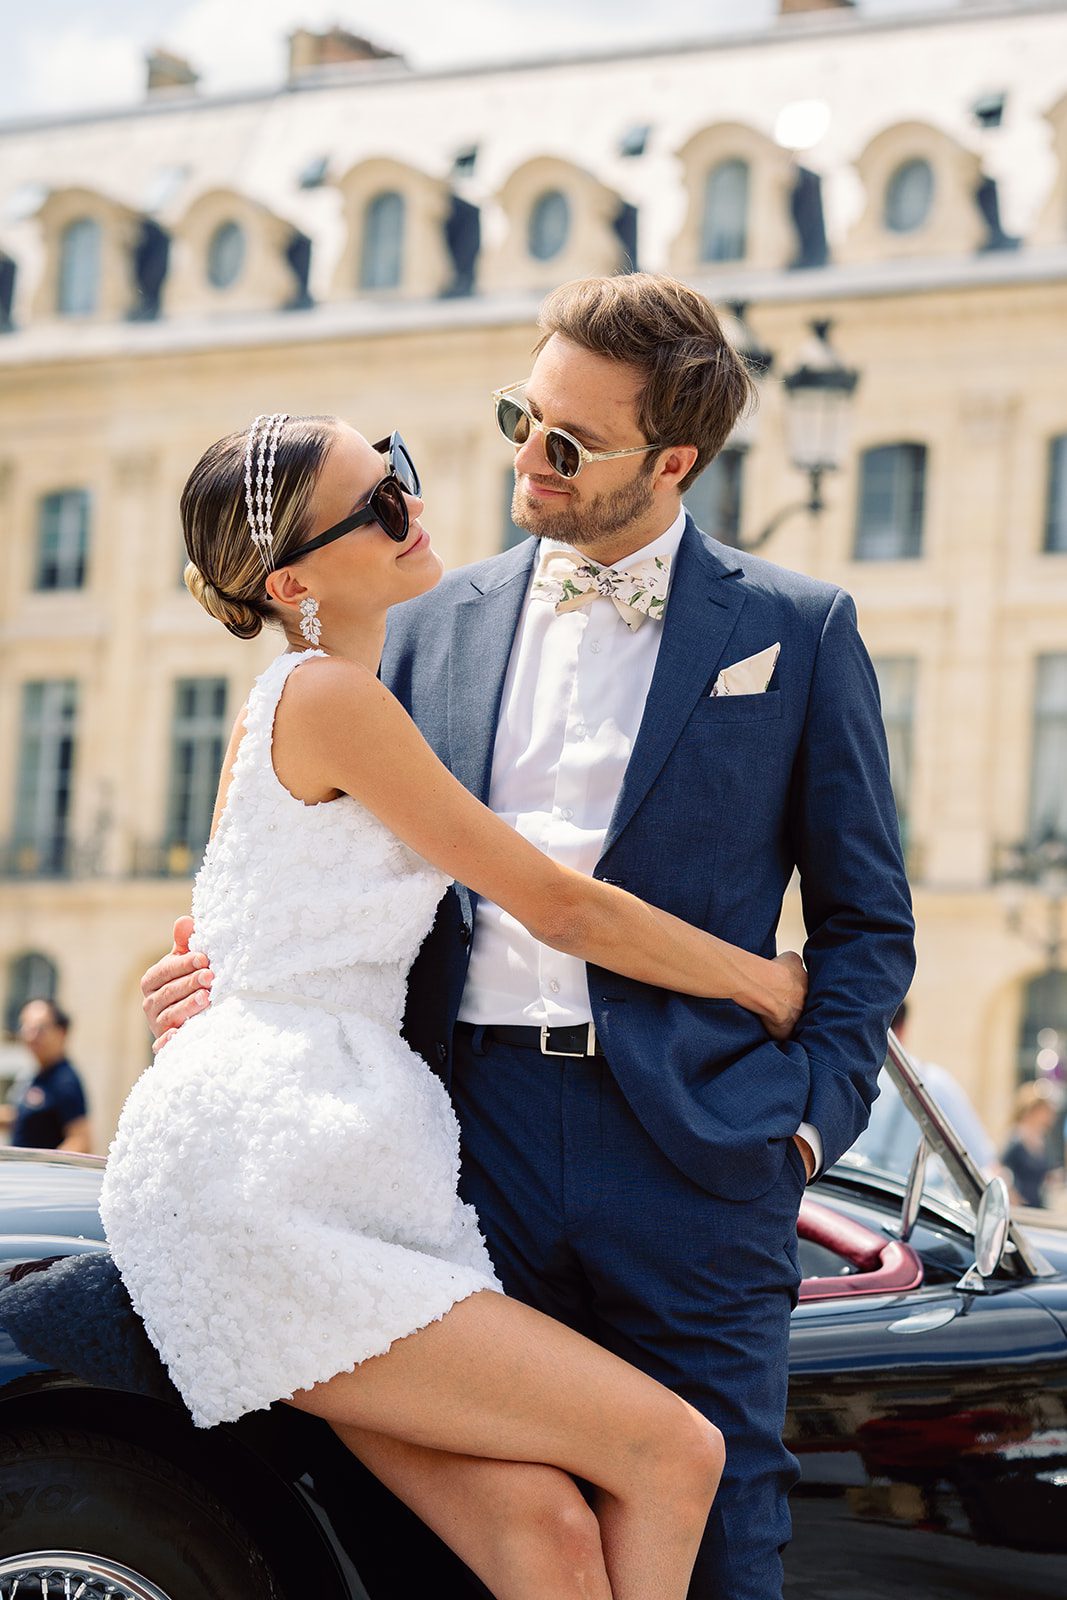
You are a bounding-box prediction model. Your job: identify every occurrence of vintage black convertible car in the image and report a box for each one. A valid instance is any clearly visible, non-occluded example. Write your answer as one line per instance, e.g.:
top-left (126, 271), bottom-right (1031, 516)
top-left (0, 1035), bottom-right (1064, 1599)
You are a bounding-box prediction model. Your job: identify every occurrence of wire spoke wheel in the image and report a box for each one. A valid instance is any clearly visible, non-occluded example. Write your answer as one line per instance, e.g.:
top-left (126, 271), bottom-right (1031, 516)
top-left (0, 1550), bottom-right (173, 1598)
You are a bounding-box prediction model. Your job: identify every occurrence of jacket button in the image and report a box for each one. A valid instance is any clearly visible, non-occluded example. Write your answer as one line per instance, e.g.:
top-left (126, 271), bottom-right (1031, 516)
top-left (435, 1042), bottom-right (448, 1065)
top-left (459, 922), bottom-right (472, 946)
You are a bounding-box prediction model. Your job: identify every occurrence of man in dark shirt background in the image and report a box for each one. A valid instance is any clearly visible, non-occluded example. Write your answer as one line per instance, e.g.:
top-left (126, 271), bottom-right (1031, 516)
top-left (3, 999), bottom-right (91, 1154)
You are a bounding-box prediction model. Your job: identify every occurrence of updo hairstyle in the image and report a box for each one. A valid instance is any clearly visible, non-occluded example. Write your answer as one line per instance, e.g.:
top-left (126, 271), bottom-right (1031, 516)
top-left (181, 415), bottom-right (337, 640)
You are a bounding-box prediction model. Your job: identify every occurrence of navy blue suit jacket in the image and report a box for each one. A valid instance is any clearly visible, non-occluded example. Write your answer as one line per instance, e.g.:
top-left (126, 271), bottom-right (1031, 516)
top-left (381, 516), bottom-right (915, 1202)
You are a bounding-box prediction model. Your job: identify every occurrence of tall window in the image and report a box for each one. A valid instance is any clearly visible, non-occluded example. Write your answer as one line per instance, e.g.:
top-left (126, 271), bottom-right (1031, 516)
top-left (700, 159), bottom-right (749, 263)
top-left (34, 489), bottom-right (90, 590)
top-left (1017, 969), bottom-right (1067, 1095)
top-left (683, 448), bottom-right (744, 546)
top-left (165, 678), bottom-right (228, 867)
top-left (360, 192), bottom-right (405, 290)
top-left (884, 159), bottom-right (934, 234)
top-left (872, 657), bottom-right (917, 851)
top-left (4, 951), bottom-right (58, 1036)
top-left (501, 469), bottom-right (527, 551)
top-left (13, 681), bottom-right (79, 876)
top-left (57, 217), bottom-right (102, 315)
top-left (1044, 435), bottom-right (1067, 553)
top-left (854, 443), bottom-right (926, 560)
top-left (1029, 655), bottom-right (1067, 846)
top-left (528, 191), bottom-right (570, 261)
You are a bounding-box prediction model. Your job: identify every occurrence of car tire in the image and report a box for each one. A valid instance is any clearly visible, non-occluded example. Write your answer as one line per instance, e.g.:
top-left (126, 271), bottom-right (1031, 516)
top-left (0, 1426), bottom-right (280, 1599)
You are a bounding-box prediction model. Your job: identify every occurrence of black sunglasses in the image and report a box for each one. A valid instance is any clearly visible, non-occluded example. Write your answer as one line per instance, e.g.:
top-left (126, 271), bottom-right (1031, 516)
top-left (279, 432), bottom-right (421, 565)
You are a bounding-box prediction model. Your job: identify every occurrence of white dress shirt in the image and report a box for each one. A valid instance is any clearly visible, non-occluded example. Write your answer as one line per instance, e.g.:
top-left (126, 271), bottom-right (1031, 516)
top-left (456, 507), bottom-right (823, 1174)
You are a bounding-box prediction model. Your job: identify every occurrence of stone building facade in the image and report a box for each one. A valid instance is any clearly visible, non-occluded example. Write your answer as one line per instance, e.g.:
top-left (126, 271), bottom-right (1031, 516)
top-left (1, 0), bottom-right (1066, 1147)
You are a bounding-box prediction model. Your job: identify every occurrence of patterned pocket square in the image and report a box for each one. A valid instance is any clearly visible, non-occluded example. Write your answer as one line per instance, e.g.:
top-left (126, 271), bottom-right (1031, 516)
top-left (710, 642), bottom-right (781, 697)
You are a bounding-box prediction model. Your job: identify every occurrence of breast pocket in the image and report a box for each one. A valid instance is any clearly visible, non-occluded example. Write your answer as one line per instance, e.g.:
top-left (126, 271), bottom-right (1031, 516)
top-left (696, 690), bottom-right (783, 723)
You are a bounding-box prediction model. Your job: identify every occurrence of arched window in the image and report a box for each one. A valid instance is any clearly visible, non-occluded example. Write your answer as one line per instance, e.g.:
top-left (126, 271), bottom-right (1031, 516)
top-left (34, 489), bottom-right (91, 591)
top-left (884, 159), bottom-right (935, 234)
top-left (527, 190), bottom-right (570, 261)
top-left (854, 443), bottom-right (927, 560)
top-left (700, 160), bottom-right (749, 263)
top-left (206, 220), bottom-right (246, 289)
top-left (57, 217), bottom-right (102, 315)
top-left (4, 952), bottom-right (58, 1035)
top-left (360, 192), bottom-right (405, 290)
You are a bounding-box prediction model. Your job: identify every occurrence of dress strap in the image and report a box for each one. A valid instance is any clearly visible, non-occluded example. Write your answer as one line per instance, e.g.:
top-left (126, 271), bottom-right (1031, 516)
top-left (228, 648), bottom-right (327, 788)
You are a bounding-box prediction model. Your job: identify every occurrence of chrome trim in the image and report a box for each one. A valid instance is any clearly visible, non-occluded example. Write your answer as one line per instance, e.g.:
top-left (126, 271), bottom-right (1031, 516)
top-left (884, 1029), bottom-right (1055, 1281)
top-left (0, 1550), bottom-right (173, 1599)
top-left (0, 1146), bottom-right (105, 1168)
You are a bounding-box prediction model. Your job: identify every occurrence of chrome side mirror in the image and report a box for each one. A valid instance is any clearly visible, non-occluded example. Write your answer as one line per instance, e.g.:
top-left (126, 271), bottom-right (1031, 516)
top-left (974, 1174), bottom-right (1011, 1278)
top-left (957, 1175), bottom-right (1011, 1290)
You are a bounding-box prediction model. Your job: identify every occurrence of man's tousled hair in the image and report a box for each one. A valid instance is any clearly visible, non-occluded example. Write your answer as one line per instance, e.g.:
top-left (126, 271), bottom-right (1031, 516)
top-left (534, 272), bottom-right (757, 492)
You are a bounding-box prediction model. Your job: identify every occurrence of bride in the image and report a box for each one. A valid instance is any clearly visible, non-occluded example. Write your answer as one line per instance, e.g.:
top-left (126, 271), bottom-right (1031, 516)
top-left (101, 412), bottom-right (808, 1600)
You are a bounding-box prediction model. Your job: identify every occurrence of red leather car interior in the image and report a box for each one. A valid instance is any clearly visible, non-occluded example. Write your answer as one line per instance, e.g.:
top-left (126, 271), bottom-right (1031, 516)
top-left (797, 1196), bottom-right (924, 1302)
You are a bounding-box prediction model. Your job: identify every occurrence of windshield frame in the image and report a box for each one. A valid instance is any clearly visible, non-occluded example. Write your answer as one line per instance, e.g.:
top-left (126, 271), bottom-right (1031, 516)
top-left (838, 1031), bottom-right (1054, 1282)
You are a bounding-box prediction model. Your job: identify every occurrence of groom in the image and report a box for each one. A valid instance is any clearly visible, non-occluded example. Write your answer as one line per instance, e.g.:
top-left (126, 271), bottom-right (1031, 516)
top-left (145, 272), bottom-right (914, 1597)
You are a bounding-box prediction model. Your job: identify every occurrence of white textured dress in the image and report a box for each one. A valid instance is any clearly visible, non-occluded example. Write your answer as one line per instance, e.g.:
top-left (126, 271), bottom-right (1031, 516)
top-left (100, 649), bottom-right (502, 1429)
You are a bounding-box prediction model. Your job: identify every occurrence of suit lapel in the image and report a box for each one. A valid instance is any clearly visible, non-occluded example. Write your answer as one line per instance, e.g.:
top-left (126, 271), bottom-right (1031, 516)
top-left (447, 538), bottom-right (538, 805)
top-left (602, 519), bottom-right (746, 855)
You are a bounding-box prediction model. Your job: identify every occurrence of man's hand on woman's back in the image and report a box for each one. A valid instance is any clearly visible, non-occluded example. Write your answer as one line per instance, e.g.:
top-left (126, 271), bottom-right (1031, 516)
top-left (141, 916), bottom-right (214, 1051)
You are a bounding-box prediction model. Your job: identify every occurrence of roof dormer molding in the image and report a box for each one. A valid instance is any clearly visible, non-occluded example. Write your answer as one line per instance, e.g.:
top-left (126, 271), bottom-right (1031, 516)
top-left (165, 188), bottom-right (307, 317)
top-left (670, 123), bottom-right (796, 276)
top-left (330, 158), bottom-right (452, 300)
top-left (841, 120), bottom-right (985, 263)
top-left (32, 187), bottom-right (144, 322)
top-left (481, 156), bottom-right (630, 295)
top-left (1033, 94), bottom-right (1067, 247)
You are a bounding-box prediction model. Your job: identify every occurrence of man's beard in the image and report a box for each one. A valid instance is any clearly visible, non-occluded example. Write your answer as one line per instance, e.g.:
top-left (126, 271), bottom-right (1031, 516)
top-left (511, 466), bottom-right (657, 547)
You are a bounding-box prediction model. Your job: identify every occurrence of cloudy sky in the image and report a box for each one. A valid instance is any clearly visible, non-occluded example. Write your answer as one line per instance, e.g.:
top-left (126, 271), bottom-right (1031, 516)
top-left (1, 0), bottom-right (958, 122)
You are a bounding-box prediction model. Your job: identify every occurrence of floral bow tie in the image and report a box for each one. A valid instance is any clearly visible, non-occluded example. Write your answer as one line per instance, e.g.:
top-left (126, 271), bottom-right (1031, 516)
top-left (530, 548), bottom-right (672, 632)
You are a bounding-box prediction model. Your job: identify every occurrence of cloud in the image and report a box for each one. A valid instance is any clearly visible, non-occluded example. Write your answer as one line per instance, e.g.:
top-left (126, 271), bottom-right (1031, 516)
top-left (20, 21), bottom-right (143, 114)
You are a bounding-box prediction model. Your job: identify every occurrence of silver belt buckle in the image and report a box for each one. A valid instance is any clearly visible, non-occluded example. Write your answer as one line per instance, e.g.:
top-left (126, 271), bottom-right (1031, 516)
top-left (539, 1022), bottom-right (598, 1058)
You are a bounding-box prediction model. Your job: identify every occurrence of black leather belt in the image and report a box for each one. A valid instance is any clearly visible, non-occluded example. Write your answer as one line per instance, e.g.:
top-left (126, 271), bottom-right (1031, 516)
top-left (456, 1021), bottom-right (603, 1058)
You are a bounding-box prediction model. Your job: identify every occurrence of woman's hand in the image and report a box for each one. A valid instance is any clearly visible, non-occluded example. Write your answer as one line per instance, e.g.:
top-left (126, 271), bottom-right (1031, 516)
top-left (757, 951), bottom-right (808, 1041)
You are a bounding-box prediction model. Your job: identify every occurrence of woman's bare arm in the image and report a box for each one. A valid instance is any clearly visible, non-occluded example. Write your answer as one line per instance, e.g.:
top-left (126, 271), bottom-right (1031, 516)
top-left (280, 657), bottom-right (805, 1034)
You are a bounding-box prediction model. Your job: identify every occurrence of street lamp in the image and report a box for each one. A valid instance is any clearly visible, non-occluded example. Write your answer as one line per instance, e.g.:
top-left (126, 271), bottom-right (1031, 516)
top-left (730, 315), bottom-right (860, 552)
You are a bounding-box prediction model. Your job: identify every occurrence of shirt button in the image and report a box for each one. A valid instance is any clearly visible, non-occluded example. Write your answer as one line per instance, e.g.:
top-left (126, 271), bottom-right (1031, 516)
top-left (590, 641), bottom-right (602, 655)
top-left (560, 808), bottom-right (573, 821)
top-left (548, 979), bottom-right (561, 994)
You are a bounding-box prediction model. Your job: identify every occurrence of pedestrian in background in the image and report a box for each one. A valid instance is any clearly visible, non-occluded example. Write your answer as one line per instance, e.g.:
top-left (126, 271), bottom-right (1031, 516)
top-left (2, 1000), bottom-right (91, 1154)
top-left (1000, 1082), bottom-right (1060, 1210)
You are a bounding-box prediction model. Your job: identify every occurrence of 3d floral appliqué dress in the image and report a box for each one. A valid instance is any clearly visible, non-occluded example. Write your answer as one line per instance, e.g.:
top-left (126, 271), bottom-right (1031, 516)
top-left (100, 650), bottom-right (502, 1428)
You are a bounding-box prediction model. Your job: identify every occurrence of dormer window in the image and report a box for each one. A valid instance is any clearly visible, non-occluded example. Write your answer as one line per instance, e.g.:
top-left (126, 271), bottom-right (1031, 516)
top-left (884, 159), bottom-right (934, 234)
top-left (528, 190), bottom-right (570, 261)
top-left (57, 217), bottom-right (102, 315)
top-left (701, 159), bottom-right (749, 262)
top-left (360, 191), bottom-right (405, 289)
top-left (206, 221), bottom-right (246, 289)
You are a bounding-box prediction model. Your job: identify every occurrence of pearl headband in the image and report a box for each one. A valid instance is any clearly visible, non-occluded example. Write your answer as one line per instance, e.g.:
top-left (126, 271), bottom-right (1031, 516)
top-left (243, 412), bottom-right (288, 572)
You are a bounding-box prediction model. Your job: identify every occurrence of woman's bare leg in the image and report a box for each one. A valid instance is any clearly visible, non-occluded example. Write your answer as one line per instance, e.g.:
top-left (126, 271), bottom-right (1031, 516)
top-left (286, 1289), bottom-right (724, 1600)
top-left (336, 1424), bottom-right (611, 1600)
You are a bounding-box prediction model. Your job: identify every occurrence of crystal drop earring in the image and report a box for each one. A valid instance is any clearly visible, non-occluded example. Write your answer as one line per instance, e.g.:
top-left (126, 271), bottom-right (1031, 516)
top-left (299, 596), bottom-right (322, 646)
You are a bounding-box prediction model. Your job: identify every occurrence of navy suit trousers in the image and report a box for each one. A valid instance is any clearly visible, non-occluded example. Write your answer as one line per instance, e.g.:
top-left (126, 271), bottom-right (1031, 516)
top-left (451, 1028), bottom-right (807, 1600)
